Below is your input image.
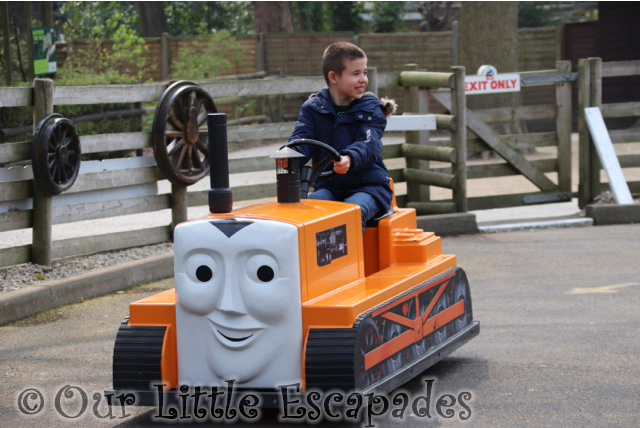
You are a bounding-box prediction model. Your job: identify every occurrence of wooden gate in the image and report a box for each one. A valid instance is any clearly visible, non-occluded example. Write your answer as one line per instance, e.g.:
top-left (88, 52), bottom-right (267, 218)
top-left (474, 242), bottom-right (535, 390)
top-left (401, 61), bottom-right (575, 212)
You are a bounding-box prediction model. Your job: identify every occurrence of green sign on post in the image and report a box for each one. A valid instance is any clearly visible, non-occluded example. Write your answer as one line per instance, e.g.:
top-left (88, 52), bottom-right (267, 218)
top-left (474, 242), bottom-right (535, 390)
top-left (33, 26), bottom-right (57, 76)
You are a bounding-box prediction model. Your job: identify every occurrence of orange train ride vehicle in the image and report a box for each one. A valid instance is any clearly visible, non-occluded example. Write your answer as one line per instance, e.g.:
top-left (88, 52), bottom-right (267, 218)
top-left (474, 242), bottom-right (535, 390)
top-left (108, 113), bottom-right (479, 407)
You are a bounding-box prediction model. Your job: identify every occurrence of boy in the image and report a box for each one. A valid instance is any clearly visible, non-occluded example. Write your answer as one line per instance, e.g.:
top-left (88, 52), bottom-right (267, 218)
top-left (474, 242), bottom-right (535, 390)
top-left (289, 41), bottom-right (396, 228)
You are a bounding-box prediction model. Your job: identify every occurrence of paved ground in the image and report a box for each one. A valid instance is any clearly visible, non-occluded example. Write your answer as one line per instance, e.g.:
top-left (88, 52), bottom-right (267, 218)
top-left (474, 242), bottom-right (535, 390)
top-left (1, 224), bottom-right (639, 427)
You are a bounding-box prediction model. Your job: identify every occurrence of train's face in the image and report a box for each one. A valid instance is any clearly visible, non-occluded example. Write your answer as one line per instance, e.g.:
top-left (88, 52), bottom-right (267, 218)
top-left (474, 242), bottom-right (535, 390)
top-left (173, 218), bottom-right (302, 388)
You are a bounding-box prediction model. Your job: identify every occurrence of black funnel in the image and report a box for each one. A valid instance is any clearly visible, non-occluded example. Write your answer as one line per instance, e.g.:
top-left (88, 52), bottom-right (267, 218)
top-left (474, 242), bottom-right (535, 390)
top-left (207, 113), bottom-right (233, 213)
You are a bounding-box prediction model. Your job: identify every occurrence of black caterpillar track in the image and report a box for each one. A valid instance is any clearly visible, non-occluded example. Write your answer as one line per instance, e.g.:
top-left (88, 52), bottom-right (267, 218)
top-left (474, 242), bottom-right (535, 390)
top-left (112, 325), bottom-right (166, 390)
top-left (305, 268), bottom-right (473, 392)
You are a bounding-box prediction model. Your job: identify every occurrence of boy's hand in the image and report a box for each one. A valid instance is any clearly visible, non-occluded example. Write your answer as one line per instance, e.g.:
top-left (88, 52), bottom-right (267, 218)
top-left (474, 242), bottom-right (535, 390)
top-left (333, 155), bottom-right (351, 174)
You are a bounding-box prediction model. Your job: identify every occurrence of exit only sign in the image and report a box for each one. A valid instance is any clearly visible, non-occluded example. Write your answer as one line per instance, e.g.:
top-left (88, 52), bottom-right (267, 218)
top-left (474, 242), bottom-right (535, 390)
top-left (464, 65), bottom-right (520, 95)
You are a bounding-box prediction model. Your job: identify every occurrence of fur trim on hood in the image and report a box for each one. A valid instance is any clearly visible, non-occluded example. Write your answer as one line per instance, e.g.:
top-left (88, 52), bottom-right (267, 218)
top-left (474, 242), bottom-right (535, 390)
top-left (380, 97), bottom-right (397, 117)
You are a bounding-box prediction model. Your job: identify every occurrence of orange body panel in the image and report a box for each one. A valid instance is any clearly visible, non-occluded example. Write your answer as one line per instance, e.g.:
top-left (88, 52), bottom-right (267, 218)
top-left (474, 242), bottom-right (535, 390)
top-left (127, 289), bottom-right (178, 390)
top-left (124, 197), bottom-right (457, 392)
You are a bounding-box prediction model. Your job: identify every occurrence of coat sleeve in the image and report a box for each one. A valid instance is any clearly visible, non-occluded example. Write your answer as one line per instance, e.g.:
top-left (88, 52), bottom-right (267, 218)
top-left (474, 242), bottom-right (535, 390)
top-left (288, 103), bottom-right (315, 163)
top-left (339, 107), bottom-right (387, 172)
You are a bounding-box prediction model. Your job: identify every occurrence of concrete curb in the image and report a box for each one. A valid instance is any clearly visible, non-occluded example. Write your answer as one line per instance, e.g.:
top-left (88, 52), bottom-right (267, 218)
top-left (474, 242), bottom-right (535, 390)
top-left (0, 253), bottom-right (173, 325)
top-left (479, 217), bottom-right (594, 233)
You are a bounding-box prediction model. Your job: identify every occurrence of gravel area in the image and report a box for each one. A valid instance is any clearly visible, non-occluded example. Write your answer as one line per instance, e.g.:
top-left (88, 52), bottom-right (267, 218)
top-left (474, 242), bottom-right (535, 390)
top-left (0, 242), bottom-right (172, 293)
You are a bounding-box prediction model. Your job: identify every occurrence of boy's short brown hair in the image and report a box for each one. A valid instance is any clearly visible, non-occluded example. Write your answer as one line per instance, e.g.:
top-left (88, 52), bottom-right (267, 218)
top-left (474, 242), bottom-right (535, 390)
top-left (322, 42), bottom-right (366, 85)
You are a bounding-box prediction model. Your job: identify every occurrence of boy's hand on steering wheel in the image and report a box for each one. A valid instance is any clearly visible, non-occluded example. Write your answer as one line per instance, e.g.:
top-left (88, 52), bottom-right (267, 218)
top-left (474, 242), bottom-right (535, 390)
top-left (333, 155), bottom-right (351, 174)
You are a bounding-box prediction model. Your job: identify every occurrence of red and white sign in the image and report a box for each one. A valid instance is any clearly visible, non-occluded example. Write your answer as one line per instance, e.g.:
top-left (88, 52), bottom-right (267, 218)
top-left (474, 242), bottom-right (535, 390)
top-left (464, 65), bottom-right (521, 95)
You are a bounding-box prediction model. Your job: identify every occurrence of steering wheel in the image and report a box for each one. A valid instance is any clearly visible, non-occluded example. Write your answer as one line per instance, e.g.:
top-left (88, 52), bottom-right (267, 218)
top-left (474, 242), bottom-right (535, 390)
top-left (282, 139), bottom-right (341, 198)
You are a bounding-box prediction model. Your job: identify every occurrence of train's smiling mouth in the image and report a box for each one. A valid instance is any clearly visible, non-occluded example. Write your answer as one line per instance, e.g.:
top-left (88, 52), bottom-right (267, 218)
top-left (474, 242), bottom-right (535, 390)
top-left (217, 330), bottom-right (253, 342)
top-left (207, 318), bottom-right (262, 348)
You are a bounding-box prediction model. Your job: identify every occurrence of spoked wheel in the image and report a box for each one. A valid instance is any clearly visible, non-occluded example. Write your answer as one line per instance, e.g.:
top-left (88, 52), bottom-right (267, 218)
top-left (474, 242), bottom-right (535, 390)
top-left (355, 318), bottom-right (383, 389)
top-left (152, 81), bottom-right (218, 185)
top-left (32, 113), bottom-right (81, 196)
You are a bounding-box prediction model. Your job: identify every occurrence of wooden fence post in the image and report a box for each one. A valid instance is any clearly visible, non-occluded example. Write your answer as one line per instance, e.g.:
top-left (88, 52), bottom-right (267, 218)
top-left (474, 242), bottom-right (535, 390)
top-left (257, 33), bottom-right (266, 72)
top-left (171, 183), bottom-right (188, 232)
top-left (368, 67), bottom-right (378, 95)
top-left (403, 64), bottom-right (430, 205)
top-left (450, 66), bottom-right (467, 212)
top-left (555, 60), bottom-right (572, 193)
top-left (32, 78), bottom-right (54, 265)
top-left (577, 57), bottom-right (602, 208)
top-left (160, 32), bottom-right (170, 80)
top-left (1, 2), bottom-right (11, 85)
top-left (588, 57), bottom-right (602, 202)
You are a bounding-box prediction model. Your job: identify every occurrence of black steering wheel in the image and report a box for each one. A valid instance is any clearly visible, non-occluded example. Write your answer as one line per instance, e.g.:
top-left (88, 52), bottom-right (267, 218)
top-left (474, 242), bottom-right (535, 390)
top-left (282, 139), bottom-right (341, 198)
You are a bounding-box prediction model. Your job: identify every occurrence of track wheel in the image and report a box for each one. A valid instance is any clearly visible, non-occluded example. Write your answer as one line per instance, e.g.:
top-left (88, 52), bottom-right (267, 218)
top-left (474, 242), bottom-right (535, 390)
top-left (355, 318), bottom-right (382, 389)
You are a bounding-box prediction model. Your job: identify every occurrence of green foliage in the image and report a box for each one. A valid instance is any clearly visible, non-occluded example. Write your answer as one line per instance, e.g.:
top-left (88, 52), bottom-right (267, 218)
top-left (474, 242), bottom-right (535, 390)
top-left (292, 2), bottom-right (329, 32)
top-left (327, 2), bottom-right (364, 32)
top-left (56, 1), bottom-right (151, 85)
top-left (518, 2), bottom-right (552, 28)
top-left (372, 1), bottom-right (407, 33)
top-left (171, 30), bottom-right (247, 81)
top-left (164, 1), bottom-right (254, 36)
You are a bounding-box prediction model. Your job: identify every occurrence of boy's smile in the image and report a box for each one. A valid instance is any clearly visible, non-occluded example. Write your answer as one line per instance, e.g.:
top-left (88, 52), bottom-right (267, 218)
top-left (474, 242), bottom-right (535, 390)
top-left (329, 57), bottom-right (368, 106)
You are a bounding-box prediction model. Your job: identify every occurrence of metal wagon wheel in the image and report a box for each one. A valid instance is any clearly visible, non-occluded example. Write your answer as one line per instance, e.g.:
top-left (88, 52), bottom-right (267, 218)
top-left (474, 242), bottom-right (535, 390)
top-left (32, 113), bottom-right (81, 196)
top-left (152, 81), bottom-right (218, 185)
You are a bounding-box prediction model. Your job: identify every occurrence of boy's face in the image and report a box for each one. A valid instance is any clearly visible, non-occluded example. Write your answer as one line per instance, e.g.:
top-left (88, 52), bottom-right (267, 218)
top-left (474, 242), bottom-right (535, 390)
top-left (329, 57), bottom-right (368, 105)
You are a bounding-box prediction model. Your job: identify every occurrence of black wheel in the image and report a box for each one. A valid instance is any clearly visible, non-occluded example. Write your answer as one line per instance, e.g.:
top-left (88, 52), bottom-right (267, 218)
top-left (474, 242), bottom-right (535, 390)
top-left (152, 81), bottom-right (218, 185)
top-left (355, 318), bottom-right (383, 389)
top-left (282, 139), bottom-right (340, 198)
top-left (32, 113), bottom-right (81, 196)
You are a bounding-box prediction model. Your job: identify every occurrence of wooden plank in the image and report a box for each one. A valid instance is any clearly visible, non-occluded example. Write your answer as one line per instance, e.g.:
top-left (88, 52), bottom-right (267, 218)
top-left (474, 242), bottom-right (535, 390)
top-left (227, 122), bottom-right (295, 144)
top-left (609, 128), bottom-right (640, 144)
top-left (406, 201), bottom-right (456, 215)
top-left (0, 180), bottom-right (31, 201)
top-left (54, 83), bottom-right (167, 105)
top-left (0, 245), bottom-right (30, 268)
top-left (0, 87), bottom-right (32, 107)
top-left (201, 76), bottom-right (325, 98)
top-left (66, 166), bottom-right (161, 194)
top-left (431, 90), bottom-right (557, 192)
top-left (51, 194), bottom-right (170, 225)
top-left (584, 107), bottom-right (633, 204)
top-left (52, 225), bottom-right (171, 259)
top-left (474, 104), bottom-right (557, 122)
top-left (466, 158), bottom-right (557, 180)
top-left (601, 102), bottom-right (640, 118)
top-left (81, 132), bottom-right (151, 154)
top-left (499, 132), bottom-right (558, 148)
top-left (229, 156), bottom-right (273, 174)
top-left (404, 168), bottom-right (455, 189)
top-left (402, 144), bottom-right (455, 163)
top-left (0, 141), bottom-right (31, 164)
top-left (0, 209), bottom-right (30, 232)
top-left (602, 60), bottom-right (640, 78)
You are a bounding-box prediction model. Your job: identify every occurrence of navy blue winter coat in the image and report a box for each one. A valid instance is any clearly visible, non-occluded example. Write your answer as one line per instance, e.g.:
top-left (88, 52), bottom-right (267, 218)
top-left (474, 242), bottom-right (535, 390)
top-left (289, 88), bottom-right (392, 213)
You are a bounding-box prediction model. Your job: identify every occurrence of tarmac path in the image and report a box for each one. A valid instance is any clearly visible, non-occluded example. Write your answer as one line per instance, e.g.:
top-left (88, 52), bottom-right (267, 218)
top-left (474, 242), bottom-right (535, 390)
top-left (1, 224), bottom-right (639, 427)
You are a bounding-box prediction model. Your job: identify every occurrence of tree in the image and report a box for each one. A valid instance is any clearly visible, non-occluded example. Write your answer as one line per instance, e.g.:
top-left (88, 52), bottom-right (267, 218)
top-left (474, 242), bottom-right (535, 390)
top-left (252, 1), bottom-right (293, 34)
top-left (135, 1), bottom-right (167, 37)
top-left (372, 1), bottom-right (406, 33)
top-left (459, 2), bottom-right (525, 141)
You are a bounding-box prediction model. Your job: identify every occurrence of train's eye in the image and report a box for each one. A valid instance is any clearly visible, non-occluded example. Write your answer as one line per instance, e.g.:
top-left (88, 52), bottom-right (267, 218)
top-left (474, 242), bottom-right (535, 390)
top-left (184, 253), bottom-right (217, 284)
top-left (246, 254), bottom-right (278, 283)
top-left (257, 265), bottom-right (274, 282)
top-left (196, 265), bottom-right (213, 282)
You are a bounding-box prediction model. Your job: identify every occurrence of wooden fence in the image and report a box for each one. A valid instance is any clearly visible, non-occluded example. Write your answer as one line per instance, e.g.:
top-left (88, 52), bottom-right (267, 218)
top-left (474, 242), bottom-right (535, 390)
top-left (578, 58), bottom-right (640, 208)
